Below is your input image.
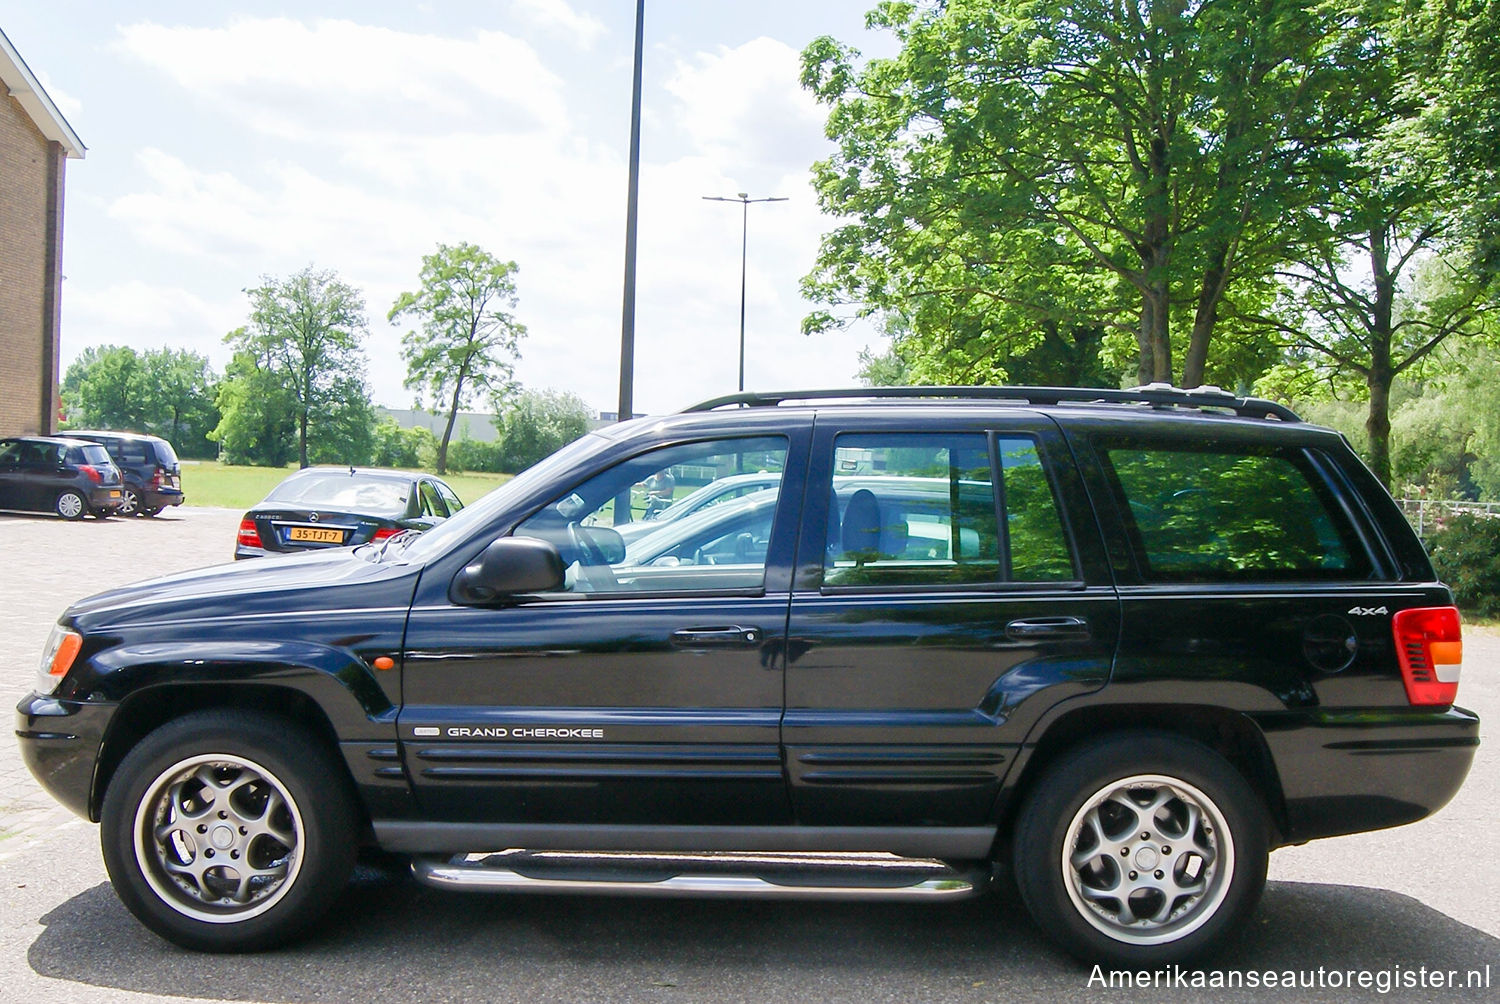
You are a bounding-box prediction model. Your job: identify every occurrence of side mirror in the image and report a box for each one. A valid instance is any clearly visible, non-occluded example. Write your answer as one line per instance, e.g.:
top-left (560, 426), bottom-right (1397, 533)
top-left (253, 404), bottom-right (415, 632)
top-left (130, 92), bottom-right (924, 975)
top-left (452, 536), bottom-right (565, 605)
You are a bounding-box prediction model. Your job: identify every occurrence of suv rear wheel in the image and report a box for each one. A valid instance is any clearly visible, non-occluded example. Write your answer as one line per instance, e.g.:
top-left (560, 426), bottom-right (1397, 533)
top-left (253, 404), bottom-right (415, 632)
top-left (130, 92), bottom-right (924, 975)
top-left (1013, 732), bottom-right (1268, 966)
top-left (100, 710), bottom-right (358, 951)
top-left (117, 488), bottom-right (140, 516)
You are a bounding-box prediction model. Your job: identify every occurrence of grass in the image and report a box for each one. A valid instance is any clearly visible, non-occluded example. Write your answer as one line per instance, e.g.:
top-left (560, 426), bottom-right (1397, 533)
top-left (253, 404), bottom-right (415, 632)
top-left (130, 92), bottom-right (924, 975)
top-left (179, 460), bottom-right (514, 510)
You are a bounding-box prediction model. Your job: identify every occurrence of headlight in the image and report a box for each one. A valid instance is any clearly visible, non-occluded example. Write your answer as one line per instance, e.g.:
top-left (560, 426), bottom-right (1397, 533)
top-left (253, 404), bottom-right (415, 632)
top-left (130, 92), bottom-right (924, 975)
top-left (35, 624), bottom-right (82, 696)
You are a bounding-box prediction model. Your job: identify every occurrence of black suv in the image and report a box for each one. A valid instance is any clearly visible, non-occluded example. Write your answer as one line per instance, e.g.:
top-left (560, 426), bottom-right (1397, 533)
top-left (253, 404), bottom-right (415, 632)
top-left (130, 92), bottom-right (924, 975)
top-left (17, 387), bottom-right (1479, 965)
top-left (67, 431), bottom-right (184, 516)
top-left (0, 435), bottom-right (124, 519)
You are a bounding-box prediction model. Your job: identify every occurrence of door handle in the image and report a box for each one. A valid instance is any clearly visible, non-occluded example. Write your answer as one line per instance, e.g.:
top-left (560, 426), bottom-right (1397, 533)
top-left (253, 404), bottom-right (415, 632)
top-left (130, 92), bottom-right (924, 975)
top-left (670, 626), bottom-right (763, 647)
top-left (1004, 616), bottom-right (1091, 642)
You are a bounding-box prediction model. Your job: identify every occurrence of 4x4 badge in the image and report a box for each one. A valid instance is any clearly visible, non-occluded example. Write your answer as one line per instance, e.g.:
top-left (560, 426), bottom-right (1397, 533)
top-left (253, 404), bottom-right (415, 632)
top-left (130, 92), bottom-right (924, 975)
top-left (1348, 606), bottom-right (1388, 616)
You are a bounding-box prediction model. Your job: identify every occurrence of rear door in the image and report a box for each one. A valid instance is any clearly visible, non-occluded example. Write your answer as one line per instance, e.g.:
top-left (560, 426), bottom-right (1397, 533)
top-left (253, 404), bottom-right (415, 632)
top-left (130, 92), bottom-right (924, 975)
top-left (783, 412), bottom-right (1120, 828)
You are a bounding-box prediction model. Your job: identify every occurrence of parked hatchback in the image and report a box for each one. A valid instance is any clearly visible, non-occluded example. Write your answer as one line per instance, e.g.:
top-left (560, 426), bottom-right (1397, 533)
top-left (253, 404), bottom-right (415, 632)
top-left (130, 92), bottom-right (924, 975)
top-left (234, 466), bottom-right (464, 559)
top-left (0, 435), bottom-right (124, 519)
top-left (67, 431), bottom-right (184, 517)
top-left (18, 386), bottom-right (1479, 965)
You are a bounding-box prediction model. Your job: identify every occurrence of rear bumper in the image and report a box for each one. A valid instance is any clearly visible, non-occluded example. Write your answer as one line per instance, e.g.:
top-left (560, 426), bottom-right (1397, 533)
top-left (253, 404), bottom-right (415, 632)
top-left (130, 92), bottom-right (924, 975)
top-left (144, 487), bottom-right (184, 507)
top-left (15, 692), bottom-right (116, 821)
top-left (87, 486), bottom-right (123, 511)
top-left (1253, 706), bottom-right (1480, 844)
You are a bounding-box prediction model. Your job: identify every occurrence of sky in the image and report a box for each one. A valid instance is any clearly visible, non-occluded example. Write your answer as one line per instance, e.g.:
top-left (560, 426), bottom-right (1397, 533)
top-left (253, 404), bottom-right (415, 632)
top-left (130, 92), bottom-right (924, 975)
top-left (2, 1), bottom-right (895, 417)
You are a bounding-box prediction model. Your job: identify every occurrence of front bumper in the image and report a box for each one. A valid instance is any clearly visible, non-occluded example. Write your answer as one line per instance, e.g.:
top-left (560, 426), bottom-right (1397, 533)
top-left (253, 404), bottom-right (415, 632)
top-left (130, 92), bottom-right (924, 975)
top-left (1254, 705), bottom-right (1480, 844)
top-left (15, 692), bottom-right (116, 820)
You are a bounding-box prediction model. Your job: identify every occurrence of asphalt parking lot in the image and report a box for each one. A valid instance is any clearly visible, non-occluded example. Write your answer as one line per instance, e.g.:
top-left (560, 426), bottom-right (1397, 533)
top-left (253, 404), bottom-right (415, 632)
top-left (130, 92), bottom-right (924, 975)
top-left (2, 506), bottom-right (1497, 1002)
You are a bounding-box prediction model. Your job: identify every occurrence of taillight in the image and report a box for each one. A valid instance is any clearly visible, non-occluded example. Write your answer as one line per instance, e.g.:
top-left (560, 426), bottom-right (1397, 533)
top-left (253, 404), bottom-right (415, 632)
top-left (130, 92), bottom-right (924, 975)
top-left (150, 467), bottom-right (164, 488)
top-left (78, 464), bottom-right (102, 484)
top-left (1393, 606), bottom-right (1462, 706)
top-left (371, 527), bottom-right (404, 541)
top-left (237, 518), bottom-right (263, 549)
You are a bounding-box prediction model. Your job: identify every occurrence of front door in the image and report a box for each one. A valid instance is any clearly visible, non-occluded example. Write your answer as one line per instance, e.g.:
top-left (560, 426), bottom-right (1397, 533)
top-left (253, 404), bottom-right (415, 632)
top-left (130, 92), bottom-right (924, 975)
top-left (399, 431), bottom-right (807, 826)
top-left (783, 416), bottom-right (1121, 827)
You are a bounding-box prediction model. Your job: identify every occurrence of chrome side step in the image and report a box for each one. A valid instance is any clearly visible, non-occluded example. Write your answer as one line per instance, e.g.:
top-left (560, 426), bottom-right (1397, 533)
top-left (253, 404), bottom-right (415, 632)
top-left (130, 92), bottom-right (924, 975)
top-left (411, 849), bottom-right (989, 902)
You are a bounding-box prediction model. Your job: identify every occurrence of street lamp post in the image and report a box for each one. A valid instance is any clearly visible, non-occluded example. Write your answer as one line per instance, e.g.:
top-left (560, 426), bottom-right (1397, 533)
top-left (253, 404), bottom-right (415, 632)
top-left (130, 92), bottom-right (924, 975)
top-left (703, 192), bottom-right (787, 392)
top-left (617, 0), bottom-right (645, 425)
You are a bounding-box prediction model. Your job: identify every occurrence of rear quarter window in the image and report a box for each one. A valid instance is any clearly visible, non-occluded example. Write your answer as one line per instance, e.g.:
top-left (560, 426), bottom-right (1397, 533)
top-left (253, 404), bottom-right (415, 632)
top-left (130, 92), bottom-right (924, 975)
top-left (1098, 442), bottom-right (1373, 583)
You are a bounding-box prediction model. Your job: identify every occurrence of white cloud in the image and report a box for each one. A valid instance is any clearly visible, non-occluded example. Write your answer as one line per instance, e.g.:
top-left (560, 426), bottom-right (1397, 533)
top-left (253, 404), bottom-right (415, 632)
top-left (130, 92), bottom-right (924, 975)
top-left (63, 280), bottom-right (242, 364)
top-left (35, 69), bottom-right (82, 122)
top-left (509, 0), bottom-right (607, 50)
top-left (113, 18), bottom-right (567, 141)
top-left (84, 23), bottom-right (872, 415)
top-left (664, 37), bottom-right (828, 179)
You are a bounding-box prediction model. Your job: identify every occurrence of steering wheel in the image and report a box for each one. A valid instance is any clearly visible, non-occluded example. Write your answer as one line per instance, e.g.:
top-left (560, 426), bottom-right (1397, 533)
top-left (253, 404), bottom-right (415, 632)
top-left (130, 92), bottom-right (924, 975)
top-left (567, 522), bottom-right (619, 591)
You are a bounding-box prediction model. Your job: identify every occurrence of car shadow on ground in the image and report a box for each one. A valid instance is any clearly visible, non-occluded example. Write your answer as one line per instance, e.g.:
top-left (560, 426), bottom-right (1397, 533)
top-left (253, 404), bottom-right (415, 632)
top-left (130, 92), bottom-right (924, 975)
top-left (27, 874), bottom-right (1500, 1003)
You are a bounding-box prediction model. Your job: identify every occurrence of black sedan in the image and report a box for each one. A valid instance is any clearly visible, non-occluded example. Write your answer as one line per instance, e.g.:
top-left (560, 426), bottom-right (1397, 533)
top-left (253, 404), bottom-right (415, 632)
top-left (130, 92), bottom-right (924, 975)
top-left (0, 436), bottom-right (125, 519)
top-left (234, 467), bottom-right (464, 559)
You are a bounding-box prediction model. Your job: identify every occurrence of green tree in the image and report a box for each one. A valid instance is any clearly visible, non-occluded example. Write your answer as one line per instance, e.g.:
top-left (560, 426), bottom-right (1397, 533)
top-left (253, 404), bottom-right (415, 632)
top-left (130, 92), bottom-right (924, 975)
top-left (497, 389), bottom-right (592, 474)
top-left (61, 345), bottom-right (221, 457)
top-left (389, 243), bottom-right (526, 474)
top-left (137, 348), bottom-right (220, 457)
top-left (210, 344), bottom-right (297, 466)
top-left (218, 267), bottom-right (372, 468)
top-left (62, 345), bottom-right (147, 431)
top-left (801, 0), bottom-right (1389, 387)
top-left (371, 417), bottom-right (436, 469)
top-left (1242, 0), bottom-right (1496, 487)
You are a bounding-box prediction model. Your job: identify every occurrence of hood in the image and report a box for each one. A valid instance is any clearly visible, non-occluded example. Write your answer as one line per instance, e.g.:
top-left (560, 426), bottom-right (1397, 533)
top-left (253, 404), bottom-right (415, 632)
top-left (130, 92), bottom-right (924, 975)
top-left (63, 546), bottom-right (422, 631)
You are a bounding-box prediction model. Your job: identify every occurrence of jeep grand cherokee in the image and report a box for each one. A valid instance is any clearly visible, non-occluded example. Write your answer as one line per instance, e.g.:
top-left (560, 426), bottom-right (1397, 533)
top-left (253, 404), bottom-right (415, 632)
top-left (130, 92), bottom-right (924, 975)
top-left (17, 385), bottom-right (1478, 965)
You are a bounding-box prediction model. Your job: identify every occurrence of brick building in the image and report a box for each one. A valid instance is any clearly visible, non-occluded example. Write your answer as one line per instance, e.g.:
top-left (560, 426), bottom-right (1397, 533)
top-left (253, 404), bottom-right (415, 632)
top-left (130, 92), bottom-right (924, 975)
top-left (0, 27), bottom-right (83, 435)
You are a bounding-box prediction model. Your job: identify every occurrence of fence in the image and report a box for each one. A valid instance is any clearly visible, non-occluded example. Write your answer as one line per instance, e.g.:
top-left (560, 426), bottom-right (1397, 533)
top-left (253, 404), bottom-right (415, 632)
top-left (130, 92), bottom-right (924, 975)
top-left (1397, 498), bottom-right (1500, 537)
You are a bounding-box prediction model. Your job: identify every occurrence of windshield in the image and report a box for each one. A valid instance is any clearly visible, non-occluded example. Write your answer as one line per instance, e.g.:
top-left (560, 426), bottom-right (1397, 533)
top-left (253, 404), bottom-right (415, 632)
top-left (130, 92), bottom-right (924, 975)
top-left (265, 473), bottom-right (413, 517)
top-left (397, 431), bottom-right (614, 563)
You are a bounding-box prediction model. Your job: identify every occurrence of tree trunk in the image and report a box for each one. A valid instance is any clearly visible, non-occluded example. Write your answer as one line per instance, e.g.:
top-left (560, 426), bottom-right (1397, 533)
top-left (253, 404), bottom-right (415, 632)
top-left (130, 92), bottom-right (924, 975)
top-left (298, 409), bottom-right (309, 469)
top-left (437, 374), bottom-right (466, 476)
top-left (1183, 248), bottom-right (1231, 389)
top-left (1364, 222), bottom-right (1396, 488)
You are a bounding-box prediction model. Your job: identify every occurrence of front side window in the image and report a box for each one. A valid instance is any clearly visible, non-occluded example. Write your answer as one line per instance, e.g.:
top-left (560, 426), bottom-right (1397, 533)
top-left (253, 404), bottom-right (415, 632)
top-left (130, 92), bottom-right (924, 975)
top-left (514, 436), bottom-right (788, 594)
top-left (1100, 443), bottom-right (1372, 582)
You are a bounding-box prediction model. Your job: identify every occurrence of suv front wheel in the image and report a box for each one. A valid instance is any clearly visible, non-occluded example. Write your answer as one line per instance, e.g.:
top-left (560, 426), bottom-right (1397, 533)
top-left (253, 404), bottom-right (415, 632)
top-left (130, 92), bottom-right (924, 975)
top-left (100, 710), bottom-right (358, 951)
top-left (1013, 732), bottom-right (1268, 966)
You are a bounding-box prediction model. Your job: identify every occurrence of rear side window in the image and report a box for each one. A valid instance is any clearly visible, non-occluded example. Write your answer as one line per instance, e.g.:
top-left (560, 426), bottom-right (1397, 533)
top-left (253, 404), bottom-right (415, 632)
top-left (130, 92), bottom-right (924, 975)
top-left (1099, 443), bottom-right (1372, 582)
top-left (76, 445), bottom-right (113, 466)
top-left (152, 439), bottom-right (179, 466)
top-left (823, 433), bottom-right (1075, 588)
top-left (118, 440), bottom-right (150, 464)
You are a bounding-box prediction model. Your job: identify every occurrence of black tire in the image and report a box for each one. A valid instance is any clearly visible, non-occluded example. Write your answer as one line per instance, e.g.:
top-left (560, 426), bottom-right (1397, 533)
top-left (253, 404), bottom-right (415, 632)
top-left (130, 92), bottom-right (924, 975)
top-left (56, 490), bottom-right (87, 520)
top-left (117, 488), bottom-right (140, 516)
top-left (1012, 732), bottom-right (1268, 967)
top-left (100, 710), bottom-right (359, 952)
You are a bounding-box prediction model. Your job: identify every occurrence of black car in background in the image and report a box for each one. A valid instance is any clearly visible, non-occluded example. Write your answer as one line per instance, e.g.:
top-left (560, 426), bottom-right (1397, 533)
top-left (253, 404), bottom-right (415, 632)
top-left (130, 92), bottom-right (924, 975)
top-left (67, 431), bottom-right (184, 517)
top-left (234, 466), bottom-right (464, 559)
top-left (0, 436), bottom-right (124, 519)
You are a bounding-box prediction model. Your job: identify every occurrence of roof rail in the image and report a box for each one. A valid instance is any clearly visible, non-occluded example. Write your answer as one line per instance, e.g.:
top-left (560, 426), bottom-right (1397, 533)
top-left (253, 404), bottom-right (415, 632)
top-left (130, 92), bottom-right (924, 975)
top-left (682, 384), bottom-right (1301, 422)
